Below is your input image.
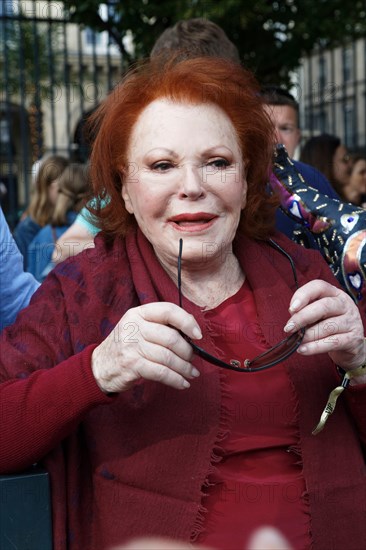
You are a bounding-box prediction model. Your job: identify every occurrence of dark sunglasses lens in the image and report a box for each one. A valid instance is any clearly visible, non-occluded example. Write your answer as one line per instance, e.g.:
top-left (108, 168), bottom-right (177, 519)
top-left (245, 330), bottom-right (304, 369)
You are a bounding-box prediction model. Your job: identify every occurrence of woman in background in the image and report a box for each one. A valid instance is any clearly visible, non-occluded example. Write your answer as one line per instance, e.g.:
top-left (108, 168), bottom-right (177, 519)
top-left (13, 155), bottom-right (69, 268)
top-left (345, 155), bottom-right (366, 206)
top-left (300, 133), bottom-right (352, 200)
top-left (27, 162), bottom-right (90, 281)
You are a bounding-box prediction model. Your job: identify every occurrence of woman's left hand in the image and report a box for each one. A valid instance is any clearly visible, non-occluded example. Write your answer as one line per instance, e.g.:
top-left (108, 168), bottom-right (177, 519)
top-left (284, 280), bottom-right (366, 375)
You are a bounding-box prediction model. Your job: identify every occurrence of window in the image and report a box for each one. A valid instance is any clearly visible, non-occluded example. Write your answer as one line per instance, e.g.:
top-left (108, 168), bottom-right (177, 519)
top-left (342, 46), bottom-right (354, 82)
top-left (312, 109), bottom-right (328, 134)
top-left (319, 56), bottom-right (327, 93)
top-left (344, 102), bottom-right (355, 148)
top-left (0, 1), bottom-right (16, 16)
top-left (82, 3), bottom-right (119, 54)
top-left (85, 27), bottom-right (102, 47)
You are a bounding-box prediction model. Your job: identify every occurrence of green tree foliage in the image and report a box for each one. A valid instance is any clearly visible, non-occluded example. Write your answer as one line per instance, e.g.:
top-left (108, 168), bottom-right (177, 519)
top-left (62, 0), bottom-right (366, 86)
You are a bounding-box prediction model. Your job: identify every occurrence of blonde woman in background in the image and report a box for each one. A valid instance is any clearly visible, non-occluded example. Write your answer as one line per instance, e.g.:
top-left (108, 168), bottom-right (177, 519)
top-left (13, 155), bottom-right (69, 267)
top-left (27, 162), bottom-right (90, 281)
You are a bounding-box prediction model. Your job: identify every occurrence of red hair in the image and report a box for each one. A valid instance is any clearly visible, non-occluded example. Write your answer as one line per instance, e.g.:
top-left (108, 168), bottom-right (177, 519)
top-left (89, 56), bottom-right (278, 239)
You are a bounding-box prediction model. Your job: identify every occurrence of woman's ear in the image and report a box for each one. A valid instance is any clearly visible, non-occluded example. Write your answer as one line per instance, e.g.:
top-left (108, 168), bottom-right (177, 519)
top-left (241, 181), bottom-right (248, 209)
top-left (121, 184), bottom-right (134, 214)
top-left (119, 167), bottom-right (135, 214)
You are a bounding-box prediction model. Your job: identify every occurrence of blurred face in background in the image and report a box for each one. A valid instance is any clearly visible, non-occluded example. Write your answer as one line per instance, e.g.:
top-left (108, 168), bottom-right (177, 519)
top-left (264, 104), bottom-right (300, 158)
top-left (333, 145), bottom-right (352, 186)
top-left (350, 158), bottom-right (366, 196)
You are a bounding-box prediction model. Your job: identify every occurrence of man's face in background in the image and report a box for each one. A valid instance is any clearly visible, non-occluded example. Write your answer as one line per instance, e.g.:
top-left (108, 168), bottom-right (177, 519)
top-left (264, 104), bottom-right (301, 158)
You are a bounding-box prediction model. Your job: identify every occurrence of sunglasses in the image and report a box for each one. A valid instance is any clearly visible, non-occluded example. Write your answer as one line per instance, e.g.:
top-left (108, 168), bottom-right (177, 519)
top-left (177, 238), bottom-right (305, 373)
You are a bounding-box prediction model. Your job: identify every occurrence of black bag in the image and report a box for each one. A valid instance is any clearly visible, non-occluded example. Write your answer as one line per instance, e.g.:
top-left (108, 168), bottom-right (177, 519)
top-left (0, 467), bottom-right (52, 550)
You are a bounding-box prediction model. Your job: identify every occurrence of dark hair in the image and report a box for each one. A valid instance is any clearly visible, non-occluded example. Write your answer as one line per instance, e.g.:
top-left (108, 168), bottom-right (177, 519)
top-left (350, 154), bottom-right (366, 168)
top-left (72, 106), bottom-right (100, 163)
top-left (89, 56), bottom-right (278, 240)
top-left (300, 133), bottom-right (341, 190)
top-left (150, 18), bottom-right (240, 64)
top-left (260, 85), bottom-right (299, 123)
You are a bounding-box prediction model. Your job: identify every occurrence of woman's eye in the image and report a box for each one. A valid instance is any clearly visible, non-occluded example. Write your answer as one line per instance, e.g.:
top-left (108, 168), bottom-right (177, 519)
top-left (151, 161), bottom-right (174, 172)
top-left (207, 158), bottom-right (230, 169)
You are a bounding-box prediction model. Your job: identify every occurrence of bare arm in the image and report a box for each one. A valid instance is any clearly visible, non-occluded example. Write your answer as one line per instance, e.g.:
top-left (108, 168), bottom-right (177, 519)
top-left (52, 221), bottom-right (94, 264)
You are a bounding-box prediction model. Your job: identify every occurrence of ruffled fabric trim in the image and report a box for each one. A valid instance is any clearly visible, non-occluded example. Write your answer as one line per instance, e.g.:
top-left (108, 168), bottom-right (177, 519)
top-left (190, 319), bottom-right (232, 543)
top-left (286, 370), bottom-right (313, 549)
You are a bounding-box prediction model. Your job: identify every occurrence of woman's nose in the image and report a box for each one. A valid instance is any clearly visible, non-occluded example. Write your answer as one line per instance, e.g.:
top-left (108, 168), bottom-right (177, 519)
top-left (179, 165), bottom-right (205, 199)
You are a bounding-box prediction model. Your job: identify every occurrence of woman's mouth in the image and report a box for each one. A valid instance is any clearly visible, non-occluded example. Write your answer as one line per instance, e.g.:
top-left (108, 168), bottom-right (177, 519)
top-left (168, 212), bottom-right (218, 232)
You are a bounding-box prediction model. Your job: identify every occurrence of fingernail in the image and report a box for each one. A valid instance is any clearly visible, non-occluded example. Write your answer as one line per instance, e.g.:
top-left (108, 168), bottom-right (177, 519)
top-left (192, 327), bottom-right (202, 339)
top-left (297, 345), bottom-right (307, 353)
top-left (289, 299), bottom-right (301, 312)
top-left (182, 380), bottom-right (190, 389)
top-left (284, 322), bottom-right (295, 333)
top-left (191, 367), bottom-right (200, 378)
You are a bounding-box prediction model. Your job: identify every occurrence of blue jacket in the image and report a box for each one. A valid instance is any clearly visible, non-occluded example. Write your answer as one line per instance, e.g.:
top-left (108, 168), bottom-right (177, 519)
top-left (0, 207), bottom-right (40, 330)
top-left (27, 211), bottom-right (77, 282)
top-left (13, 215), bottom-right (41, 269)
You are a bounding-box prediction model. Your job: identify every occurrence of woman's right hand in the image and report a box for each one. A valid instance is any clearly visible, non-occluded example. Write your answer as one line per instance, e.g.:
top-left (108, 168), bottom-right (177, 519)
top-left (91, 303), bottom-right (202, 394)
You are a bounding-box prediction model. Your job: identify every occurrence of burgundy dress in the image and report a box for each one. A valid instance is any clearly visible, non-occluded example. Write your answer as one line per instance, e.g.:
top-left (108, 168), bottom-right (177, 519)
top-left (198, 280), bottom-right (311, 550)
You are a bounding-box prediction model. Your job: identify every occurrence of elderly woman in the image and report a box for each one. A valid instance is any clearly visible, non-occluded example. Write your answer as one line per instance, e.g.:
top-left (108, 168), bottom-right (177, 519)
top-left (1, 57), bottom-right (366, 550)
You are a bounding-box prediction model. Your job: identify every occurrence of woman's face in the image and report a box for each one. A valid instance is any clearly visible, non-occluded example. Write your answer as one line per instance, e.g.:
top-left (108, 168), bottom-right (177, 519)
top-left (122, 99), bottom-right (247, 270)
top-left (333, 145), bottom-right (352, 186)
top-left (350, 159), bottom-right (366, 195)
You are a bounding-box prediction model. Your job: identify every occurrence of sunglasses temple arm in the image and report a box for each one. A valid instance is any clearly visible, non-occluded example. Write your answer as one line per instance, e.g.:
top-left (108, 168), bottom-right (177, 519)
top-left (178, 238), bottom-right (183, 308)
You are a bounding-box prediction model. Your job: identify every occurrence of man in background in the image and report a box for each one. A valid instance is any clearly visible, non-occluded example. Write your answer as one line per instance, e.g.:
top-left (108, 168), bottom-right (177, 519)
top-left (261, 85), bottom-right (339, 240)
